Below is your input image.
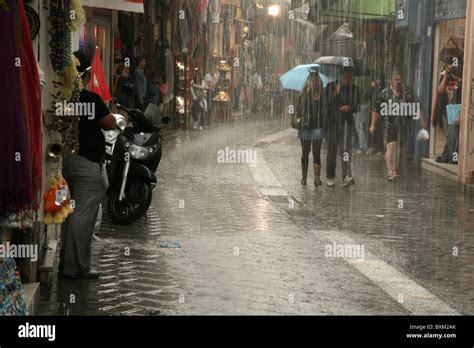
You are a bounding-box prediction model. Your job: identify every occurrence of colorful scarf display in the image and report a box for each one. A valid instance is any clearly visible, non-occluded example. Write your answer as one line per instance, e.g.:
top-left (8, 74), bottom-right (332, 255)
top-left (0, 0), bottom-right (42, 216)
top-left (0, 256), bottom-right (26, 315)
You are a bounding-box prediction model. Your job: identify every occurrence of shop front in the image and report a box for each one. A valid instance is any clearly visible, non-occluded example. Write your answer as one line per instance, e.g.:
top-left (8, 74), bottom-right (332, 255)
top-left (423, 0), bottom-right (469, 183)
top-left (0, 0), bottom-right (148, 316)
top-left (81, 0), bottom-right (145, 112)
top-left (459, 0), bottom-right (474, 185)
top-left (0, 0), bottom-right (87, 315)
top-left (430, 18), bottom-right (465, 166)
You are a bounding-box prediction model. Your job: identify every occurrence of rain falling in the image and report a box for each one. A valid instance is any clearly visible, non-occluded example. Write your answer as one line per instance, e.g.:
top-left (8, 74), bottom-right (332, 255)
top-left (0, 0), bottom-right (473, 344)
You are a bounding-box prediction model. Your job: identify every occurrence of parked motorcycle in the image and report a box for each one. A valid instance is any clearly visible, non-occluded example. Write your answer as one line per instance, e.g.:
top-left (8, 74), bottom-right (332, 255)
top-left (106, 102), bottom-right (170, 225)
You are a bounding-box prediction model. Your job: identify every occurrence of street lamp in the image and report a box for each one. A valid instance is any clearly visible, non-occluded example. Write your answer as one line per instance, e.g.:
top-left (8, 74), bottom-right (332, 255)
top-left (268, 4), bottom-right (281, 17)
top-left (267, 5), bottom-right (281, 119)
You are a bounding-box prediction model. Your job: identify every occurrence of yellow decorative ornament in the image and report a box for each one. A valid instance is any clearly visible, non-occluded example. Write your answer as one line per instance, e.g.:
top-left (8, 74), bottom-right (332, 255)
top-left (70, 0), bottom-right (86, 31)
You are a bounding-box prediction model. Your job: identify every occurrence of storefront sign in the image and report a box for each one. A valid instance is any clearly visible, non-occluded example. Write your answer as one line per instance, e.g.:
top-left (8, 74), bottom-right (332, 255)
top-left (82, 0), bottom-right (144, 13)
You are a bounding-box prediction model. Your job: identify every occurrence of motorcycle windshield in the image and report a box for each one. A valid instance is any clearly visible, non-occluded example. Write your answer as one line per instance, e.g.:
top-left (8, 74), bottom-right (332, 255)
top-left (144, 103), bottom-right (162, 128)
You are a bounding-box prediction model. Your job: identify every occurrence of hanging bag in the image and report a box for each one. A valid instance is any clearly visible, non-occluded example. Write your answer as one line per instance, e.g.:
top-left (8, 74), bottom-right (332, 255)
top-left (446, 84), bottom-right (461, 125)
top-left (439, 38), bottom-right (463, 64)
top-left (446, 104), bottom-right (461, 124)
top-left (292, 93), bottom-right (303, 129)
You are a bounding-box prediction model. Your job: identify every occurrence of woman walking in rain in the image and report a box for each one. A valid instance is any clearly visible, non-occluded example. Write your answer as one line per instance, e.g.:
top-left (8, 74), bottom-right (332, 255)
top-left (292, 72), bottom-right (327, 187)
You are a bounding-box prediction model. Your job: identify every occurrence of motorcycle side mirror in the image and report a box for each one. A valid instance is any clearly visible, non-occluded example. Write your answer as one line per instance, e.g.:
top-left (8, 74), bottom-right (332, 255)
top-left (161, 116), bottom-right (172, 125)
top-left (122, 84), bottom-right (135, 96)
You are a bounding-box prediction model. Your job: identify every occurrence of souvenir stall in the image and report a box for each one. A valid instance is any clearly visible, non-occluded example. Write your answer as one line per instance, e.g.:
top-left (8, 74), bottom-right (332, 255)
top-left (0, 0), bottom-right (42, 315)
top-left (39, 0), bottom-right (84, 288)
top-left (1, 0), bottom-right (85, 314)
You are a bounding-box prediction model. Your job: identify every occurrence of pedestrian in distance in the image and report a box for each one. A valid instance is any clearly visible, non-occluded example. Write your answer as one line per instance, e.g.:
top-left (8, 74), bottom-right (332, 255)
top-left (114, 64), bottom-right (134, 118)
top-left (366, 78), bottom-right (384, 156)
top-left (292, 72), bottom-right (327, 187)
top-left (133, 56), bottom-right (147, 110)
top-left (354, 78), bottom-right (370, 156)
top-left (158, 75), bottom-right (169, 99)
top-left (252, 71), bottom-right (263, 114)
top-left (145, 72), bottom-right (163, 108)
top-left (190, 72), bottom-right (207, 131)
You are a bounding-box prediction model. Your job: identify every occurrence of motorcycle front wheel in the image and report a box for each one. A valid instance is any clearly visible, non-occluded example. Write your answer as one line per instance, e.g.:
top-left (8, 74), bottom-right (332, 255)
top-left (107, 179), bottom-right (153, 225)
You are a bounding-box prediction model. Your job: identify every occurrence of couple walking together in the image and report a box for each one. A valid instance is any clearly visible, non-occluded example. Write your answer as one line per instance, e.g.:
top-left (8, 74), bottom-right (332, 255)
top-left (292, 68), bottom-right (359, 188)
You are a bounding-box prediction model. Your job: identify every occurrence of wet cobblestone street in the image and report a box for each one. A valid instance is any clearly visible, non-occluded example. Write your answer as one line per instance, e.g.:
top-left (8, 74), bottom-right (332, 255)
top-left (39, 118), bottom-right (474, 315)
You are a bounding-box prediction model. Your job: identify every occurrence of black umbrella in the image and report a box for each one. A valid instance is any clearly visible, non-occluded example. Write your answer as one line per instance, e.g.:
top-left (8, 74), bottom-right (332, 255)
top-left (314, 56), bottom-right (370, 76)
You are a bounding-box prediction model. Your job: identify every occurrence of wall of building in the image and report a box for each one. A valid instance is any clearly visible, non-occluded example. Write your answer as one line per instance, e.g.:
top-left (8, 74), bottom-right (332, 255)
top-left (395, 0), bottom-right (435, 163)
top-left (430, 18), bottom-right (465, 158)
top-left (459, 0), bottom-right (474, 184)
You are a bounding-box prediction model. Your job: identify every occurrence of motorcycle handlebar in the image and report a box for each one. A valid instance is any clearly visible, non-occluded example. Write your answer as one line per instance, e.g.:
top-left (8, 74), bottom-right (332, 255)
top-left (116, 103), bottom-right (131, 114)
top-left (115, 103), bottom-right (159, 131)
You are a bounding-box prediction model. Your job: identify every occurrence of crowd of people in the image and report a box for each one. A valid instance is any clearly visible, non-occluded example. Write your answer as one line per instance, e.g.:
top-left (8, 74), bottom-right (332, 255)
top-left (114, 56), bottom-right (170, 118)
top-left (110, 51), bottom-right (461, 188)
top-left (292, 67), bottom-right (428, 186)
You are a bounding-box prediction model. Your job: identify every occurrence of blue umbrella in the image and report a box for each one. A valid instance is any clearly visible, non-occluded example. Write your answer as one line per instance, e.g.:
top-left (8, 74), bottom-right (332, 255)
top-left (279, 64), bottom-right (338, 91)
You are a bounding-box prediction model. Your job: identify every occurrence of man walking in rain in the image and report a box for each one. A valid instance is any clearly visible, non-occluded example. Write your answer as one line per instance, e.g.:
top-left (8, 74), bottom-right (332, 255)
top-left (325, 67), bottom-right (360, 187)
top-left (369, 71), bottom-right (427, 181)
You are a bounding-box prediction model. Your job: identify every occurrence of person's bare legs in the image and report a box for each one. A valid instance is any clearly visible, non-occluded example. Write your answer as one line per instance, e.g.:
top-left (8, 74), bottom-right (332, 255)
top-left (385, 141), bottom-right (397, 179)
top-left (395, 146), bottom-right (404, 177)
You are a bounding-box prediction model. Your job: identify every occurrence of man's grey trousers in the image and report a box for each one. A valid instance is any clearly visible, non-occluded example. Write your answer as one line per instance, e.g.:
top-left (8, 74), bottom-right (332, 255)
top-left (59, 155), bottom-right (108, 277)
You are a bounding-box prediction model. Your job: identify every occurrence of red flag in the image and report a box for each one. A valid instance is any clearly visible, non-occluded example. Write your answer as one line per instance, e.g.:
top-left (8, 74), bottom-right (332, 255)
top-left (90, 47), bottom-right (111, 101)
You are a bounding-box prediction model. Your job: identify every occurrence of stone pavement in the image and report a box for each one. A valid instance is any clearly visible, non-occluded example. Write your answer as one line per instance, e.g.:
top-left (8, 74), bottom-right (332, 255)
top-left (39, 118), bottom-right (474, 315)
top-left (263, 132), bottom-right (474, 314)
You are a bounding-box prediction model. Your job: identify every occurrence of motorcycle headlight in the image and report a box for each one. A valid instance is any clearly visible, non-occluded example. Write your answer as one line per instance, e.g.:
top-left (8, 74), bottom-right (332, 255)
top-left (129, 144), bottom-right (151, 160)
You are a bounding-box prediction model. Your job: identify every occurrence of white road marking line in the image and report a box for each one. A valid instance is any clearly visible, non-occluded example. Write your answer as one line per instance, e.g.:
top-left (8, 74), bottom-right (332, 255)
top-left (313, 228), bottom-right (458, 315)
top-left (248, 153), bottom-right (290, 197)
top-left (249, 139), bottom-right (459, 315)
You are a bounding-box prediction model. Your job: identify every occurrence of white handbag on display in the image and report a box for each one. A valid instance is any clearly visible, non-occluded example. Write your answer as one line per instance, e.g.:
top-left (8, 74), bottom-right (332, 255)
top-left (417, 128), bottom-right (429, 141)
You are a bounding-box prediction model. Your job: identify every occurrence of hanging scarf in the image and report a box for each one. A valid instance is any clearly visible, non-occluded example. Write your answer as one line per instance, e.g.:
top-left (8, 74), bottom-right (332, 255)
top-left (0, 0), bottom-right (42, 216)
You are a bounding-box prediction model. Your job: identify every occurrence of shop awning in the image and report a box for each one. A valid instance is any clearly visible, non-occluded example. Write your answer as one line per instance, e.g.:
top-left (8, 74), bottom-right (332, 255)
top-left (319, 0), bottom-right (395, 22)
top-left (82, 0), bottom-right (144, 13)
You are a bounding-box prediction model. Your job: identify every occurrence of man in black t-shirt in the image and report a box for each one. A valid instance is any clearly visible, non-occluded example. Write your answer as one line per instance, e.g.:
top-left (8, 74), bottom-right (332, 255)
top-left (77, 89), bottom-right (112, 163)
top-left (59, 51), bottom-right (117, 279)
top-left (370, 71), bottom-right (427, 181)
